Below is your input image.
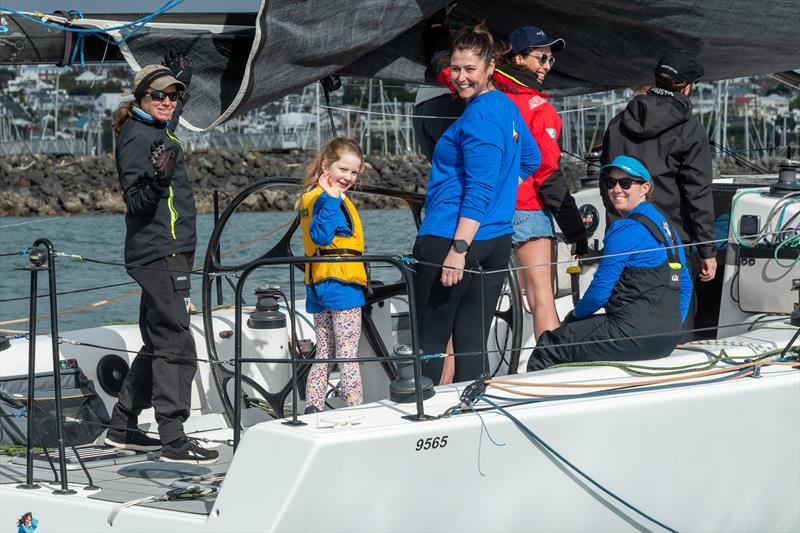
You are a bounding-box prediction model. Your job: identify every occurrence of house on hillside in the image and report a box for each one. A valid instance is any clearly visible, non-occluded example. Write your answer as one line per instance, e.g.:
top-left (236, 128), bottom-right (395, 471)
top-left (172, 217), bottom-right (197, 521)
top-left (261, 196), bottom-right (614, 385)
top-left (94, 93), bottom-right (131, 115)
top-left (75, 71), bottom-right (108, 85)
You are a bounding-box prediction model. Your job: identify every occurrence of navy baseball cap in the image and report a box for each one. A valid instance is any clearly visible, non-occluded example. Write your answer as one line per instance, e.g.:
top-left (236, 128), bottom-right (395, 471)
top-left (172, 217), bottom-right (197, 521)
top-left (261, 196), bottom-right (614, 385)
top-left (601, 155), bottom-right (651, 182)
top-left (655, 51), bottom-right (704, 86)
top-left (508, 26), bottom-right (565, 55)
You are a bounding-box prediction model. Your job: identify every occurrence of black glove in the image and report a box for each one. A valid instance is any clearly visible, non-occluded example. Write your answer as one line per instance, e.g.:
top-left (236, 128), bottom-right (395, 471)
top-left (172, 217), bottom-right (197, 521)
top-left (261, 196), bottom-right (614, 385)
top-left (561, 310), bottom-right (578, 326)
top-left (163, 50), bottom-right (192, 88)
top-left (572, 238), bottom-right (589, 257)
top-left (150, 139), bottom-right (177, 186)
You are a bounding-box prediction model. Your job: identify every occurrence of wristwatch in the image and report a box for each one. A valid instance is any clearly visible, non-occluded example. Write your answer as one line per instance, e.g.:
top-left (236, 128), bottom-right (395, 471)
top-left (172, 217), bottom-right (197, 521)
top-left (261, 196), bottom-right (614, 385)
top-left (451, 239), bottom-right (470, 254)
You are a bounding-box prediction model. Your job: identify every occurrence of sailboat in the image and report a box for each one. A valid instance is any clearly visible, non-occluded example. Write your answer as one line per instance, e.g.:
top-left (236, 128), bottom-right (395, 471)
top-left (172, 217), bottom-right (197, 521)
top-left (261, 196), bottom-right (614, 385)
top-left (1, 2), bottom-right (799, 531)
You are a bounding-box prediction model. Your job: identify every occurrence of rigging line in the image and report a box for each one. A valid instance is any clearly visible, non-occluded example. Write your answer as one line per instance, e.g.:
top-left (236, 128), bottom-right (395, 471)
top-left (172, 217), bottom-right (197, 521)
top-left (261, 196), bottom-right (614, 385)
top-left (561, 149), bottom-right (600, 167)
top-left (481, 367), bottom-right (754, 407)
top-left (709, 140), bottom-right (770, 173)
top-left (0, 280), bottom-right (137, 303)
top-left (420, 317), bottom-right (792, 361)
top-left (319, 99), bottom-right (628, 120)
top-left (478, 396), bottom-right (679, 533)
top-left (485, 359), bottom-right (797, 394)
top-left (0, 222), bottom-right (293, 325)
top-left (0, 216), bottom-right (69, 229)
top-left (408, 229), bottom-right (764, 276)
top-left (53, 220), bottom-right (294, 277)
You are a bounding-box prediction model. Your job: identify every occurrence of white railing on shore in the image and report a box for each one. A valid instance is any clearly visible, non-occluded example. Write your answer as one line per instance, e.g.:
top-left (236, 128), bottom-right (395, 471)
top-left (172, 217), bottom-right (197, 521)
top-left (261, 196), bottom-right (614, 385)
top-left (0, 138), bottom-right (88, 156)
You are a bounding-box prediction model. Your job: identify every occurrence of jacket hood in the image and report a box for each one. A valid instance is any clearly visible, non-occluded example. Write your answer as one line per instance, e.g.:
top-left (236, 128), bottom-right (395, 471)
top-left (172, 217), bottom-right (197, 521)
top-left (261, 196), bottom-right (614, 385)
top-left (620, 88), bottom-right (693, 140)
top-left (493, 65), bottom-right (550, 98)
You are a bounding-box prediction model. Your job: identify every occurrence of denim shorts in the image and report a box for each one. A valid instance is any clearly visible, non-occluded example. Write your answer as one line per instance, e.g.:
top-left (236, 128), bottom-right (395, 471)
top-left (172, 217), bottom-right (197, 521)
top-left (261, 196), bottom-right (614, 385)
top-left (511, 209), bottom-right (555, 245)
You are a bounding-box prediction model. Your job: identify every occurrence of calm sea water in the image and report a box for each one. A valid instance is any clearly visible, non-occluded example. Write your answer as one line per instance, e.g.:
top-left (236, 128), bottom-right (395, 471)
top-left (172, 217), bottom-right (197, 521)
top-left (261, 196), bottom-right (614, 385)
top-left (0, 210), bottom-right (418, 333)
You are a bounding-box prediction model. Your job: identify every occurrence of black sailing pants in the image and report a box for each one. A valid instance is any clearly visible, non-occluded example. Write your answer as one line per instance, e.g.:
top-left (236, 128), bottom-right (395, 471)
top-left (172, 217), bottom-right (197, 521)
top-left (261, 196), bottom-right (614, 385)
top-left (529, 314), bottom-right (680, 371)
top-left (412, 234), bottom-right (511, 384)
top-left (109, 252), bottom-right (197, 444)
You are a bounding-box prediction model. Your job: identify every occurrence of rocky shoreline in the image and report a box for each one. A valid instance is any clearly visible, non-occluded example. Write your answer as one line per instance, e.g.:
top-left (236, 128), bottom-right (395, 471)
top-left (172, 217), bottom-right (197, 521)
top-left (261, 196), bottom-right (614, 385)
top-left (0, 150), bottom-right (774, 217)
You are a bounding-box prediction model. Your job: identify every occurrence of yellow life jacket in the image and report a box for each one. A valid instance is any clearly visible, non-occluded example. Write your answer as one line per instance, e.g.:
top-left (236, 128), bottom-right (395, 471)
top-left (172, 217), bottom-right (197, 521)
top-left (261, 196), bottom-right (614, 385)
top-left (299, 186), bottom-right (367, 286)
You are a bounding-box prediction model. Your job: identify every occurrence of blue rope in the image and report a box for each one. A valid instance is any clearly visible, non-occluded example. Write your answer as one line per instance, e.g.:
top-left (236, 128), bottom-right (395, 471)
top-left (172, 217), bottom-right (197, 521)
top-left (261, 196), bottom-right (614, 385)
top-left (0, 0), bottom-right (184, 66)
top-left (479, 396), bottom-right (679, 533)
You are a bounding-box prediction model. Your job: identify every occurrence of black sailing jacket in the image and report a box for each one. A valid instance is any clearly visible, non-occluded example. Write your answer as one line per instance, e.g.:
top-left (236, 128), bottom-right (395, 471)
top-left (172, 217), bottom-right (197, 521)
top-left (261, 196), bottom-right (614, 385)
top-left (601, 88), bottom-right (715, 259)
top-left (115, 109), bottom-right (197, 266)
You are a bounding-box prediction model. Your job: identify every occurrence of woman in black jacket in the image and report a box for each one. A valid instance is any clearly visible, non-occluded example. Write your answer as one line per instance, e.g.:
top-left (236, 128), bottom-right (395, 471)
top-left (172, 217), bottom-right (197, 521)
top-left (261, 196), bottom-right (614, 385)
top-left (104, 58), bottom-right (217, 464)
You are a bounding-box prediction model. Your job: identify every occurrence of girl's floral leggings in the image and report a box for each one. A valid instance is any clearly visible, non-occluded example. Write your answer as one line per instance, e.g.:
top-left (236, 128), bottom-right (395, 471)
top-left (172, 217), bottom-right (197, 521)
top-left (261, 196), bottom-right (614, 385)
top-left (305, 307), bottom-right (363, 410)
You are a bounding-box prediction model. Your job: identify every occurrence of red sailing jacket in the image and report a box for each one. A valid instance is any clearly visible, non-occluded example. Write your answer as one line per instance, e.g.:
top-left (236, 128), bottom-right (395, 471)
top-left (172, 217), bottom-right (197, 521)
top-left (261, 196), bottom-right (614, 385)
top-left (436, 65), bottom-right (587, 243)
top-left (492, 68), bottom-right (561, 210)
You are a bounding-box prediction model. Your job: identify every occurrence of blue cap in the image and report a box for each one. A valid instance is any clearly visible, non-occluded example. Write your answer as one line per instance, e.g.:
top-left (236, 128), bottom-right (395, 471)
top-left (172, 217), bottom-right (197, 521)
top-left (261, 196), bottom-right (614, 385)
top-left (600, 155), bottom-right (651, 182)
top-left (508, 26), bottom-right (565, 55)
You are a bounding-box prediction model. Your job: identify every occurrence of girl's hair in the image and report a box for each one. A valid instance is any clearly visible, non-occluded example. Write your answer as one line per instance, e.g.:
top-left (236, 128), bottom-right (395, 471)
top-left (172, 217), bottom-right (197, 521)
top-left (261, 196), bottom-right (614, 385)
top-left (17, 513), bottom-right (32, 526)
top-left (451, 22), bottom-right (508, 66)
top-left (302, 137), bottom-right (364, 191)
top-left (112, 100), bottom-right (136, 136)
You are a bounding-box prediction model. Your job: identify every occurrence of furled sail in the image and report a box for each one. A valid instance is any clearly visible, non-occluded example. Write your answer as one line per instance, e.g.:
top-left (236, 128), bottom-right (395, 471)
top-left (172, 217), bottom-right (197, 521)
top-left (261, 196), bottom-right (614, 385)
top-left (2, 0), bottom-right (799, 131)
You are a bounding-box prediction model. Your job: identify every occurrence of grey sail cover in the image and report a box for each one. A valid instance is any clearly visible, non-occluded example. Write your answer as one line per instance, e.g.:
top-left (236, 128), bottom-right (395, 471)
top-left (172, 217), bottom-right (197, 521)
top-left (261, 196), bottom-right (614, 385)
top-left (102, 0), bottom-right (800, 131)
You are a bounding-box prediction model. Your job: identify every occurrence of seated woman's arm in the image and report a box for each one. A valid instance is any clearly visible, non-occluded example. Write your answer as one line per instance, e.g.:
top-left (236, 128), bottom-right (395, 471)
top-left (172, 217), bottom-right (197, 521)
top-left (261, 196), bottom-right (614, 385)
top-left (675, 235), bottom-right (694, 321)
top-left (573, 220), bottom-right (644, 319)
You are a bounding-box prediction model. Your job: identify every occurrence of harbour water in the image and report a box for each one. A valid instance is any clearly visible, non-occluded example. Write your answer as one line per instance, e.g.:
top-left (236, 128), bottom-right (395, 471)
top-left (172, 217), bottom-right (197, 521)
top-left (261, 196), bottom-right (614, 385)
top-left (0, 209), bottom-right (418, 333)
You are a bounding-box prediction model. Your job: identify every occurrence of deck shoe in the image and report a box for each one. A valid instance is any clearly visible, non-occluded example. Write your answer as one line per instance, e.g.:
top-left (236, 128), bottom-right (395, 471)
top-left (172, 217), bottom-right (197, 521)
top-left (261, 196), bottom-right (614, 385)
top-left (104, 428), bottom-right (161, 451)
top-left (160, 438), bottom-right (219, 465)
top-left (304, 405), bottom-right (320, 414)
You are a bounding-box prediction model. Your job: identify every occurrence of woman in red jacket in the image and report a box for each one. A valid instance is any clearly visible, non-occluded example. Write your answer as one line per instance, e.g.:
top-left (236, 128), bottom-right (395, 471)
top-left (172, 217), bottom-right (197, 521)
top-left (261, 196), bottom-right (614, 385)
top-left (495, 26), bottom-right (588, 339)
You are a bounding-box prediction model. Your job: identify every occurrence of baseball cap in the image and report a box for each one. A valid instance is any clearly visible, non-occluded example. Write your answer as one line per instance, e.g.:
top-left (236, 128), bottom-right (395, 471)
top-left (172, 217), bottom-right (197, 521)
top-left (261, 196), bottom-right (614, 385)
top-left (508, 26), bottom-right (565, 55)
top-left (601, 155), bottom-right (651, 182)
top-left (654, 51), bottom-right (704, 86)
top-left (132, 64), bottom-right (185, 101)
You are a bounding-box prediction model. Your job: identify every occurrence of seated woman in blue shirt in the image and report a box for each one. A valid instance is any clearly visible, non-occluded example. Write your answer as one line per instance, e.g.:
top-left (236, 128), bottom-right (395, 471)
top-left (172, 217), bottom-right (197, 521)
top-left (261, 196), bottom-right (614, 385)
top-left (528, 155), bottom-right (692, 370)
top-left (414, 23), bottom-right (541, 384)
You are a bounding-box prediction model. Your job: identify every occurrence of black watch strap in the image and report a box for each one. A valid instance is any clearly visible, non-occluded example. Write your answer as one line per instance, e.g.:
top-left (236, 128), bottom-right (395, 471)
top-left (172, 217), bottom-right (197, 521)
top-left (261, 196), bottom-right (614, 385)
top-left (451, 239), bottom-right (470, 254)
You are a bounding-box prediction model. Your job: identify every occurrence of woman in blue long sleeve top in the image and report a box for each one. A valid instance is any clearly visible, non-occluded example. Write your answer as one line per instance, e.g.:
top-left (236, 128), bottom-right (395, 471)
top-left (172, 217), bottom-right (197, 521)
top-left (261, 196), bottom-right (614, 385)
top-left (413, 23), bottom-right (541, 384)
top-left (529, 155), bottom-right (692, 370)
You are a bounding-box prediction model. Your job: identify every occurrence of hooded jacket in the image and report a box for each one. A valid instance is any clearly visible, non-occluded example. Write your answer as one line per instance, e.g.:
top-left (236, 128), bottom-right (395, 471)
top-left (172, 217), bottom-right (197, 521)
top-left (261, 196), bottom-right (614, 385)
top-left (116, 107), bottom-right (197, 266)
top-left (437, 65), bottom-right (587, 244)
top-left (601, 87), bottom-right (715, 258)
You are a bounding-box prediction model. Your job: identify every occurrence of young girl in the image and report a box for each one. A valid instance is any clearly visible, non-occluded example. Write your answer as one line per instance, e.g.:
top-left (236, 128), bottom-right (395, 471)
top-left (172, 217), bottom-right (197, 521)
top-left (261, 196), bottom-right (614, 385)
top-left (299, 138), bottom-right (367, 414)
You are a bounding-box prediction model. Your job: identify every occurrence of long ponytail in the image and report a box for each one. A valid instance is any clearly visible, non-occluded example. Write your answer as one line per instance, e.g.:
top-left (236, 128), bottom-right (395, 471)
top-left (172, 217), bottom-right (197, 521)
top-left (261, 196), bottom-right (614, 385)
top-left (112, 100), bottom-right (136, 137)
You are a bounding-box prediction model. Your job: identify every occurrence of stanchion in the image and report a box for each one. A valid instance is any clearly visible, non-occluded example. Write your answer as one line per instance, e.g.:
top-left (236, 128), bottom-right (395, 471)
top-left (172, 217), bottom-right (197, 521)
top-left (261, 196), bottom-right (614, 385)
top-left (283, 265), bottom-right (305, 427)
top-left (35, 239), bottom-right (76, 495)
top-left (16, 246), bottom-right (46, 490)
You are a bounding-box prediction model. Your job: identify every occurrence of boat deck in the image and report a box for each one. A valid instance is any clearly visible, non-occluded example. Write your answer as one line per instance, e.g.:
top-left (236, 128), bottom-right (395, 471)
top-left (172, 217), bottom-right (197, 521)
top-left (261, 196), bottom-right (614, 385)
top-left (0, 443), bottom-right (232, 515)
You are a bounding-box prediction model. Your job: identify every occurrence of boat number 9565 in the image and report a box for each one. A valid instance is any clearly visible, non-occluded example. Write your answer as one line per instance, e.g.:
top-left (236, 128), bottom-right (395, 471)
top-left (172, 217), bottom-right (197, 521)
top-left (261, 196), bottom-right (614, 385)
top-left (415, 435), bottom-right (448, 451)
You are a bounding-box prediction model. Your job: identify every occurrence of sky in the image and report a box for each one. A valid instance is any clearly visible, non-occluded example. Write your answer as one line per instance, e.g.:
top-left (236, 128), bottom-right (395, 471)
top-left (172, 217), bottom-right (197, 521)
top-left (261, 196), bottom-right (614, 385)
top-left (1, 1), bottom-right (260, 13)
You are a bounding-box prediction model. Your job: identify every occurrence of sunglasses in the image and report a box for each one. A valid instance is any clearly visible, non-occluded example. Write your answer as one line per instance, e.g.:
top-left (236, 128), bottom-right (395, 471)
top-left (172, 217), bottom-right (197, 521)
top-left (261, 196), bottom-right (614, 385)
top-left (147, 90), bottom-right (180, 102)
top-left (527, 51), bottom-right (556, 67)
top-left (601, 177), bottom-right (645, 190)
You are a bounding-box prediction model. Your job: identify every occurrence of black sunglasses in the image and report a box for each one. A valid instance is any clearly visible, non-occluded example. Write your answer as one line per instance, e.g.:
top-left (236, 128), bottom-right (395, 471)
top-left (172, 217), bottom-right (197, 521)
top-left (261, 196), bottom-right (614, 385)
top-left (601, 177), bottom-right (645, 190)
top-left (147, 90), bottom-right (180, 102)
top-left (525, 50), bottom-right (556, 67)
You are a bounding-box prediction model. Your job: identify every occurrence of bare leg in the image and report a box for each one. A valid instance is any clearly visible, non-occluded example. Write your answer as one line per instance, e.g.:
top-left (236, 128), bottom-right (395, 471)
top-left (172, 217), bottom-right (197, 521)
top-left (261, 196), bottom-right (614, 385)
top-left (515, 237), bottom-right (559, 339)
top-left (440, 337), bottom-right (455, 385)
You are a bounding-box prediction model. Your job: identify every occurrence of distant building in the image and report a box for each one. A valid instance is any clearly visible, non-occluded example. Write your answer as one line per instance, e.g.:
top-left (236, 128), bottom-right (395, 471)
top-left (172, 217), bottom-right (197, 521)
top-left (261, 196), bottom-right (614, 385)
top-left (94, 93), bottom-right (132, 114)
top-left (75, 71), bottom-right (108, 85)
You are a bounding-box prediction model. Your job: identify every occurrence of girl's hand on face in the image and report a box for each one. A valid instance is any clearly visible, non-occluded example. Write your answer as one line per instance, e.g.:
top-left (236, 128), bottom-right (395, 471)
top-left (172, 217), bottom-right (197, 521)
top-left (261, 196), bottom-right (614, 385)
top-left (318, 170), bottom-right (342, 198)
